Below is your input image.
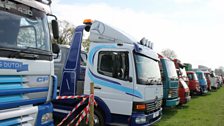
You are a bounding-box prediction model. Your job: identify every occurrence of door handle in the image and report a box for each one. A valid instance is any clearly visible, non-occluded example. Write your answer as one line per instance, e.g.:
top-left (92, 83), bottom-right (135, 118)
top-left (94, 86), bottom-right (101, 90)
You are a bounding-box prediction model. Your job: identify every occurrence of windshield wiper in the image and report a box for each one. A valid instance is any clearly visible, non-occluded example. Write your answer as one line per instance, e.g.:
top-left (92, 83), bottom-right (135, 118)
top-left (9, 47), bottom-right (42, 59)
top-left (145, 77), bottom-right (156, 85)
top-left (146, 77), bottom-right (163, 85)
top-left (170, 76), bottom-right (178, 81)
top-left (145, 80), bottom-right (154, 85)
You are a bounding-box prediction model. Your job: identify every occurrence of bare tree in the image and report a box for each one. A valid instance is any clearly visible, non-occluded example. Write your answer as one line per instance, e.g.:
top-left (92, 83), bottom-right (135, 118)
top-left (52, 20), bottom-right (75, 45)
top-left (215, 66), bottom-right (224, 76)
top-left (82, 37), bottom-right (90, 52)
top-left (161, 48), bottom-right (177, 59)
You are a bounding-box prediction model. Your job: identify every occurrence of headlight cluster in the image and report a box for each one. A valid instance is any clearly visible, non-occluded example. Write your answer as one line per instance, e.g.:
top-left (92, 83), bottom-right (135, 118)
top-left (41, 113), bottom-right (53, 123)
top-left (135, 116), bottom-right (147, 124)
top-left (168, 90), bottom-right (173, 98)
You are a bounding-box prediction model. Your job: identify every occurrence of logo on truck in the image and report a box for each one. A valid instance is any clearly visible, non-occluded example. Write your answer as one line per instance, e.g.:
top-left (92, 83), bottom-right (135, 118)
top-left (0, 60), bottom-right (28, 72)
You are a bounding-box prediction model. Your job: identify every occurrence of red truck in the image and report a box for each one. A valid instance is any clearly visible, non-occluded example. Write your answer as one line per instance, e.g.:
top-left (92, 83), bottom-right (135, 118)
top-left (186, 71), bottom-right (201, 94)
top-left (173, 59), bottom-right (191, 104)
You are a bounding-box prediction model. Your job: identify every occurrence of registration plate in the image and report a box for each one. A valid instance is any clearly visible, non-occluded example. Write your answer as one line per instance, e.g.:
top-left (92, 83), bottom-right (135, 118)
top-left (153, 111), bottom-right (160, 118)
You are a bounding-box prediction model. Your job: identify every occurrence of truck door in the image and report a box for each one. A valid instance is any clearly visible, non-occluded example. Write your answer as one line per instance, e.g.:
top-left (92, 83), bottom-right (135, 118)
top-left (86, 49), bottom-right (134, 115)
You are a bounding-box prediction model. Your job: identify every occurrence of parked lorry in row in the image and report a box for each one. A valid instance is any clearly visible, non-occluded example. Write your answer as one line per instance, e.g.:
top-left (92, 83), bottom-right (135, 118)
top-left (173, 59), bottom-right (191, 104)
top-left (210, 71), bottom-right (219, 90)
top-left (195, 71), bottom-right (208, 94)
top-left (204, 71), bottom-right (212, 91)
top-left (184, 63), bottom-right (192, 71)
top-left (184, 63), bottom-right (201, 95)
top-left (216, 76), bottom-right (223, 88)
top-left (186, 71), bottom-right (201, 95)
top-left (53, 19), bottom-right (163, 126)
top-left (158, 55), bottom-right (179, 107)
top-left (0, 0), bottom-right (59, 125)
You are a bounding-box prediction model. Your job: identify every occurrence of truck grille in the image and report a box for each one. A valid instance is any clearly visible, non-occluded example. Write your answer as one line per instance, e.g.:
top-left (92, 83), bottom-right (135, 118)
top-left (0, 75), bottom-right (49, 110)
top-left (170, 88), bottom-right (178, 98)
top-left (0, 106), bottom-right (37, 126)
top-left (146, 99), bottom-right (162, 113)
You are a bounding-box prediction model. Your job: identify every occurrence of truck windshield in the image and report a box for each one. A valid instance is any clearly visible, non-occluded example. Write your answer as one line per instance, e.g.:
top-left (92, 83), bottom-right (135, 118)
top-left (165, 59), bottom-right (178, 79)
top-left (0, 1), bottom-right (50, 52)
top-left (134, 53), bottom-right (161, 85)
top-left (197, 72), bottom-right (206, 80)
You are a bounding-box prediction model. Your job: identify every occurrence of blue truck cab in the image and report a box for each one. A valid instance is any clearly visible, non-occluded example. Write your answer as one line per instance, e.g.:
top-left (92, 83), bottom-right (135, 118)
top-left (158, 55), bottom-right (179, 107)
top-left (0, 0), bottom-right (58, 125)
top-left (195, 71), bottom-right (208, 94)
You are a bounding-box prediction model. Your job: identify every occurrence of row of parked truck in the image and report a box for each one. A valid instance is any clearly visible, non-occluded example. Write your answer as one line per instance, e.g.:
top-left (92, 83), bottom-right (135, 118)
top-left (0, 0), bottom-right (223, 126)
top-left (53, 19), bottom-right (224, 125)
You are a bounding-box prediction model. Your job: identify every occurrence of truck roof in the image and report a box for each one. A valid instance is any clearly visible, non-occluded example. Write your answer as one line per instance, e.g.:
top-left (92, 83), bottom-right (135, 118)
top-left (186, 71), bottom-right (196, 74)
top-left (173, 58), bottom-right (185, 69)
top-left (15, 0), bottom-right (51, 14)
top-left (88, 20), bottom-right (159, 60)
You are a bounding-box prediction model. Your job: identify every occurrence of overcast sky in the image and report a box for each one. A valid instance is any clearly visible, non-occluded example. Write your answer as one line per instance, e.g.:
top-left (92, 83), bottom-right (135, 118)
top-left (51, 0), bottom-right (224, 69)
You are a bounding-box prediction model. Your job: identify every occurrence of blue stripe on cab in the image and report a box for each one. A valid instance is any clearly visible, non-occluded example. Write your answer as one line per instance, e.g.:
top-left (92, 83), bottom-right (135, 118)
top-left (0, 87), bottom-right (48, 96)
top-left (0, 117), bottom-right (20, 126)
top-left (0, 83), bottom-right (23, 90)
top-left (0, 97), bottom-right (47, 109)
top-left (0, 76), bottom-right (23, 83)
top-left (88, 70), bottom-right (143, 99)
top-left (0, 95), bottom-right (23, 102)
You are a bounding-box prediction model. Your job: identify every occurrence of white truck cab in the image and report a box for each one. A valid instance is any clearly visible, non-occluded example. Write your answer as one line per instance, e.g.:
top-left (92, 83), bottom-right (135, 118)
top-left (55, 20), bottom-right (163, 126)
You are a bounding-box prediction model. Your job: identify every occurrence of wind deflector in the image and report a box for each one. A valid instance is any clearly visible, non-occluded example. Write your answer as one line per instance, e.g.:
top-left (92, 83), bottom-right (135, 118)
top-left (89, 20), bottom-right (136, 44)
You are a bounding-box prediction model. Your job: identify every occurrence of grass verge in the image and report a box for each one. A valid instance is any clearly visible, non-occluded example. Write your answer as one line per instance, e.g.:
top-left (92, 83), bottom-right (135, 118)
top-left (154, 87), bottom-right (224, 126)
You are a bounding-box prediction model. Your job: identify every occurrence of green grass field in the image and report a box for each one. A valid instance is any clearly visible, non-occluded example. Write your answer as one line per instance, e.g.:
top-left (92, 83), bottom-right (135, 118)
top-left (154, 87), bottom-right (224, 126)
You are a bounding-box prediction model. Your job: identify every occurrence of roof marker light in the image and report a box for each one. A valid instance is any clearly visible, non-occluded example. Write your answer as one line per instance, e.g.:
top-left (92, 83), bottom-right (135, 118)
top-left (83, 19), bottom-right (93, 32)
top-left (83, 19), bottom-right (93, 24)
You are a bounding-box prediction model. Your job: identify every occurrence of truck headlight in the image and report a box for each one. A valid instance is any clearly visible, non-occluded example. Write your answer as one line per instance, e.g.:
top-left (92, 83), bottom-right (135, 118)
top-left (135, 117), bottom-right (146, 124)
top-left (41, 113), bottom-right (53, 123)
top-left (168, 90), bottom-right (173, 98)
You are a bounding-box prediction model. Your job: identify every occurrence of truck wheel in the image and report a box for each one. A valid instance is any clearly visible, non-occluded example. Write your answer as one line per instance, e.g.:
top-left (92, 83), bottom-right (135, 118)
top-left (93, 108), bottom-right (105, 126)
top-left (80, 108), bottom-right (105, 126)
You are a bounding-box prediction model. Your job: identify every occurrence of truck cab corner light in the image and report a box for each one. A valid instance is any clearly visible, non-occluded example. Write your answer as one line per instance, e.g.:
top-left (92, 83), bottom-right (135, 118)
top-left (136, 104), bottom-right (146, 110)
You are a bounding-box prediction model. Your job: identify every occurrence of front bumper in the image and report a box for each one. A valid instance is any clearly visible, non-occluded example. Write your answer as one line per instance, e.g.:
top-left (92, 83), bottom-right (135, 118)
top-left (165, 97), bottom-right (180, 107)
top-left (0, 103), bottom-right (54, 126)
top-left (182, 96), bottom-right (191, 104)
top-left (36, 103), bottom-right (54, 126)
top-left (130, 108), bottom-right (162, 126)
top-left (200, 85), bottom-right (208, 94)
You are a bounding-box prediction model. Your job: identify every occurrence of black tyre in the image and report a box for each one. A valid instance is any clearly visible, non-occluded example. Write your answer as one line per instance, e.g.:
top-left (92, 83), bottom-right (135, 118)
top-left (93, 108), bottom-right (105, 126)
top-left (80, 108), bottom-right (105, 126)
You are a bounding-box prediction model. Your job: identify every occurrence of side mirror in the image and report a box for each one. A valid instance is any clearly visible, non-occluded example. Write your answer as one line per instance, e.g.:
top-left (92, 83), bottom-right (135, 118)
top-left (52, 43), bottom-right (60, 54)
top-left (161, 76), bottom-right (165, 81)
top-left (128, 76), bottom-right (133, 82)
top-left (52, 20), bottom-right (59, 39)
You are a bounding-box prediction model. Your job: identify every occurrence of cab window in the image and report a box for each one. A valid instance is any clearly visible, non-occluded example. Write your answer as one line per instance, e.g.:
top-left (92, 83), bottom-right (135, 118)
top-left (97, 51), bottom-right (129, 81)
